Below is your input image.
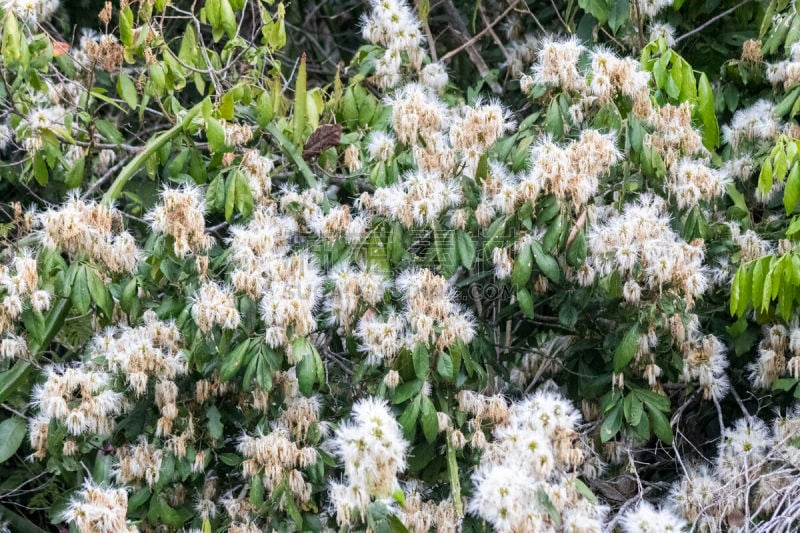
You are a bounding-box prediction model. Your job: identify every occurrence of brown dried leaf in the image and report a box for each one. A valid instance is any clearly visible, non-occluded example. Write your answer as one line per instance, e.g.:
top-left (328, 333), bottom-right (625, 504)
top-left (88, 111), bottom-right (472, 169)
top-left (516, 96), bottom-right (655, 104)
top-left (302, 124), bottom-right (342, 161)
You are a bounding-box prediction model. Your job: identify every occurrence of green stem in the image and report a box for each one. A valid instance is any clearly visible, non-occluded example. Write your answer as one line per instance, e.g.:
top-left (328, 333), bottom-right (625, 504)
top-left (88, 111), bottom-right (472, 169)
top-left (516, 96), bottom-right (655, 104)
top-left (446, 429), bottom-right (464, 517)
top-left (101, 103), bottom-right (202, 206)
top-left (265, 122), bottom-right (317, 188)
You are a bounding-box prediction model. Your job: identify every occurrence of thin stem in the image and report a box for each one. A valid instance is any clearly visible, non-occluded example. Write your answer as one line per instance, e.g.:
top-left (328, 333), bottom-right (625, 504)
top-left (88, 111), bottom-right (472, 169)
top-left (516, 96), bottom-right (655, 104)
top-left (446, 429), bottom-right (464, 517)
top-left (674, 0), bottom-right (753, 44)
top-left (439, 0), bottom-right (520, 63)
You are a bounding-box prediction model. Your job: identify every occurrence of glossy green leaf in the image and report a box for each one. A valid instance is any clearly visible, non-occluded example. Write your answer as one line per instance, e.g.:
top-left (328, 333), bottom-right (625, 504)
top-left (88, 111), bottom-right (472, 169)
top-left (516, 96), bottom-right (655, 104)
top-left (613, 324), bottom-right (639, 371)
top-left (0, 417), bottom-right (27, 463)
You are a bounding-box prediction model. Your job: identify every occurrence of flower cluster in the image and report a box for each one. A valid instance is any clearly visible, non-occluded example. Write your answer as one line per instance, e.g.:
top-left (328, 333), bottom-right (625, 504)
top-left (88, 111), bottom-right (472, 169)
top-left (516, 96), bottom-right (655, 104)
top-left (532, 37), bottom-right (586, 92)
top-left (667, 158), bottom-right (729, 209)
top-left (586, 194), bottom-right (708, 303)
top-left (228, 206), bottom-right (323, 348)
top-left (676, 322), bottom-right (730, 401)
top-left (63, 481), bottom-right (136, 533)
top-left (91, 310), bottom-right (186, 397)
top-left (325, 264), bottom-right (388, 333)
top-left (666, 408), bottom-right (800, 531)
top-left (398, 490), bottom-right (458, 533)
top-left (328, 398), bottom-right (408, 526)
top-left (449, 100), bottom-right (516, 172)
top-left (527, 129), bottom-right (621, 209)
top-left (766, 41), bottom-right (800, 90)
top-left (0, 251), bottom-right (49, 355)
top-left (620, 501), bottom-right (685, 533)
top-left (30, 365), bottom-right (126, 458)
top-left (115, 438), bottom-right (163, 487)
top-left (748, 323), bottom-right (800, 388)
top-left (38, 195), bottom-right (139, 274)
top-left (361, 0), bottom-right (425, 88)
top-left (191, 281), bottom-right (241, 333)
top-left (468, 391), bottom-right (607, 533)
top-left (240, 149), bottom-right (274, 205)
top-left (635, 0), bottom-right (673, 19)
top-left (395, 267), bottom-right (476, 351)
top-left (147, 185), bottom-right (213, 258)
top-left (722, 100), bottom-right (781, 151)
top-left (364, 168), bottom-right (461, 227)
top-left (238, 429), bottom-right (318, 504)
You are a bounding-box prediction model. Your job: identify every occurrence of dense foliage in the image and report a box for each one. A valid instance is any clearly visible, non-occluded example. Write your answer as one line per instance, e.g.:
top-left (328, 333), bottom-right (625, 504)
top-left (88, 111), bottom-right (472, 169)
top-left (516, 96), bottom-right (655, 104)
top-left (1, 0), bottom-right (800, 531)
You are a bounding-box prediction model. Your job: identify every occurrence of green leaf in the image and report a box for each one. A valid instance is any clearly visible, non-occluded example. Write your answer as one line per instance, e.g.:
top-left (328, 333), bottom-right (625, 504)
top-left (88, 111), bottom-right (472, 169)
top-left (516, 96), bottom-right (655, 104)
top-left (206, 174), bottom-right (226, 212)
top-left (234, 171), bottom-right (254, 218)
top-left (631, 411), bottom-right (651, 441)
top-left (0, 298), bottom-right (70, 404)
top-left (387, 515), bottom-right (410, 533)
top-left (117, 72), bottom-right (138, 110)
top-left (249, 474), bottom-right (265, 507)
top-left (697, 73), bottom-right (719, 150)
top-left (293, 54), bottom-right (308, 142)
top-left (634, 388), bottom-right (671, 413)
top-left (511, 244), bottom-right (533, 288)
top-left (65, 157), bottom-right (85, 189)
top-left (558, 304), bottom-right (578, 328)
top-left (608, 0), bottom-right (629, 33)
top-left (296, 338), bottom-right (317, 397)
top-left (119, 6), bottom-right (134, 45)
top-left (265, 122), bottom-right (318, 188)
top-left (220, 340), bottom-right (250, 382)
top-left (536, 488), bottom-right (561, 526)
top-left (613, 324), bottom-right (639, 371)
top-left (579, 0), bottom-right (609, 24)
top-left (0, 417), bottom-right (27, 463)
top-left (730, 267), bottom-right (742, 316)
top-left (772, 377), bottom-right (798, 392)
top-left (219, 452), bottom-right (243, 466)
top-left (531, 241), bottom-right (561, 282)
top-left (86, 267), bottom-right (112, 318)
top-left (545, 98), bottom-right (563, 136)
top-left (437, 352), bottom-right (454, 380)
top-left (664, 69), bottom-right (680, 99)
top-left (1, 13), bottom-right (23, 66)
top-left (420, 396), bottom-right (439, 443)
top-left (71, 266), bottom-right (91, 315)
top-left (0, 504), bottom-right (47, 533)
top-left (32, 153), bottom-right (48, 186)
top-left (413, 344), bottom-right (430, 380)
top-left (759, 158), bottom-right (774, 197)
top-left (600, 399), bottom-right (622, 442)
top-left (225, 172), bottom-right (237, 221)
top-left (206, 117), bottom-right (226, 154)
top-left (456, 230), bottom-right (476, 268)
top-left (206, 405), bottom-right (223, 440)
top-left (776, 86), bottom-right (800, 117)
top-left (786, 162), bottom-right (800, 214)
top-left (219, 0), bottom-right (237, 39)
top-left (752, 256), bottom-right (771, 312)
top-left (517, 287), bottom-right (535, 318)
top-left (574, 479), bottom-right (598, 503)
top-left (393, 380), bottom-right (423, 404)
top-left (623, 394), bottom-right (643, 426)
top-left (399, 396), bottom-right (421, 440)
top-left (646, 403), bottom-right (673, 444)
top-left (566, 230), bottom-right (587, 267)
top-left (736, 264), bottom-right (753, 317)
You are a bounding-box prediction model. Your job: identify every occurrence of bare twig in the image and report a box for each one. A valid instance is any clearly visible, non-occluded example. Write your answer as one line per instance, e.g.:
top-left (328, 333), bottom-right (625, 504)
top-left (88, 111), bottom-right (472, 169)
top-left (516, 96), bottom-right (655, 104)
top-left (439, 0), bottom-right (520, 64)
top-left (674, 0), bottom-right (753, 44)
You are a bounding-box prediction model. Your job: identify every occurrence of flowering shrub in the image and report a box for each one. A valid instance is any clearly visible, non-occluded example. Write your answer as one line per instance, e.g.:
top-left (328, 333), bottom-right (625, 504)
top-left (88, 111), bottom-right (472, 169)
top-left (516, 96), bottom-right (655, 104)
top-left (1, 0), bottom-right (800, 531)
